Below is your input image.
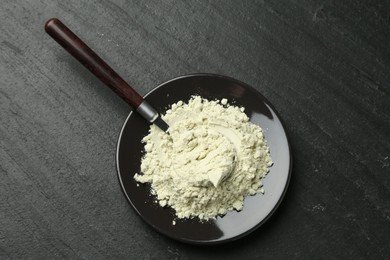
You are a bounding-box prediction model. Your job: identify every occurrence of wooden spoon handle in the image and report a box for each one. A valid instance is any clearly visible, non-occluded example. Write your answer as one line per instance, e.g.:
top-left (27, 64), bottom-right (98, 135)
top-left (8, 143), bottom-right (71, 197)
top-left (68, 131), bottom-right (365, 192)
top-left (44, 18), bottom-right (143, 109)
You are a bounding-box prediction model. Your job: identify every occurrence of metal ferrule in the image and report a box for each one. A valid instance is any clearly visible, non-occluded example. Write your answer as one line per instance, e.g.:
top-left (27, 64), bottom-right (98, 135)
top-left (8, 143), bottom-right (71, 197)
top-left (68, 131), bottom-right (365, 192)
top-left (136, 101), bottom-right (159, 123)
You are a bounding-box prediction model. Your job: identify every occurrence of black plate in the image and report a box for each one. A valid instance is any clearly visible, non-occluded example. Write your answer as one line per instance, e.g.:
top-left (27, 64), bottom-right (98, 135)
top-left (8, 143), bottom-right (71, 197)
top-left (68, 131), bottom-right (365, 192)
top-left (116, 74), bottom-right (292, 245)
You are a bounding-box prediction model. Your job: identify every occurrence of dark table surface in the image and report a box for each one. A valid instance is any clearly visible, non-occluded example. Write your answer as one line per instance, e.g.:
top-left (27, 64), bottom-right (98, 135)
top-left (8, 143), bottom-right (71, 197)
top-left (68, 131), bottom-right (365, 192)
top-left (1, 1), bottom-right (389, 259)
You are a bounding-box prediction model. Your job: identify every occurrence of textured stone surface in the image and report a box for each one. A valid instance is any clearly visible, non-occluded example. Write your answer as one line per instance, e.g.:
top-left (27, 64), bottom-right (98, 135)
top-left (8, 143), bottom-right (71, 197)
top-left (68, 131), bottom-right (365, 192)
top-left (1, 0), bottom-right (389, 258)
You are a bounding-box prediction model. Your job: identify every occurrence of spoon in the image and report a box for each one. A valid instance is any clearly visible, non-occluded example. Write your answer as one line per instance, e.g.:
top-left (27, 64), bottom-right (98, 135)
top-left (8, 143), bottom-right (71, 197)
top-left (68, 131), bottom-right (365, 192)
top-left (45, 18), bottom-right (237, 185)
top-left (44, 18), bottom-right (169, 132)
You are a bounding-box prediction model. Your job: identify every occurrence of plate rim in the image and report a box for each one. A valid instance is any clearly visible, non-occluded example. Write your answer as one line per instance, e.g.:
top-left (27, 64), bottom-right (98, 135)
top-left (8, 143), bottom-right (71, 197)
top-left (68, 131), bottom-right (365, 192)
top-left (116, 73), bottom-right (293, 244)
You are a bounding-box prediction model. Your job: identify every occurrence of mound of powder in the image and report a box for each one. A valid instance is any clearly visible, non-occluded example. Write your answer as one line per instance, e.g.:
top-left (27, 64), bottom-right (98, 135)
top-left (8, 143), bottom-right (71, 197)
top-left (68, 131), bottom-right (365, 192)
top-left (134, 96), bottom-right (272, 220)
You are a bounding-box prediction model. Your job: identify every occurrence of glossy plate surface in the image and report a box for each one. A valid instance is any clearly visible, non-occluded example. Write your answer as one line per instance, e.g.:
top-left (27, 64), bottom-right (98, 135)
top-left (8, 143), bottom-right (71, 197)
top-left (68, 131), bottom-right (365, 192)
top-left (116, 74), bottom-right (292, 244)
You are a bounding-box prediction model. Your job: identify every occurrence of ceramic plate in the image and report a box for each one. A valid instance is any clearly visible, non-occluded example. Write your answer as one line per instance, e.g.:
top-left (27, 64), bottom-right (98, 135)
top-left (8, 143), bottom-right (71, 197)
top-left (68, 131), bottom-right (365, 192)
top-left (116, 74), bottom-right (292, 244)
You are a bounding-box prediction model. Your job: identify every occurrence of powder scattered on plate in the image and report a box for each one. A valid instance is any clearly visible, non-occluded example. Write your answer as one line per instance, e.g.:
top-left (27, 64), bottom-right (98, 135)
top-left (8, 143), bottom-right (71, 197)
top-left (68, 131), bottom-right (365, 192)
top-left (134, 96), bottom-right (272, 220)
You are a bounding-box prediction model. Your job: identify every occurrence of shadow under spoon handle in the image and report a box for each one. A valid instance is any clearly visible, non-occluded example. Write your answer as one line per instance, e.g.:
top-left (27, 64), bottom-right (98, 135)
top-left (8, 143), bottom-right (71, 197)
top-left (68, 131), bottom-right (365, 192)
top-left (44, 18), bottom-right (143, 109)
